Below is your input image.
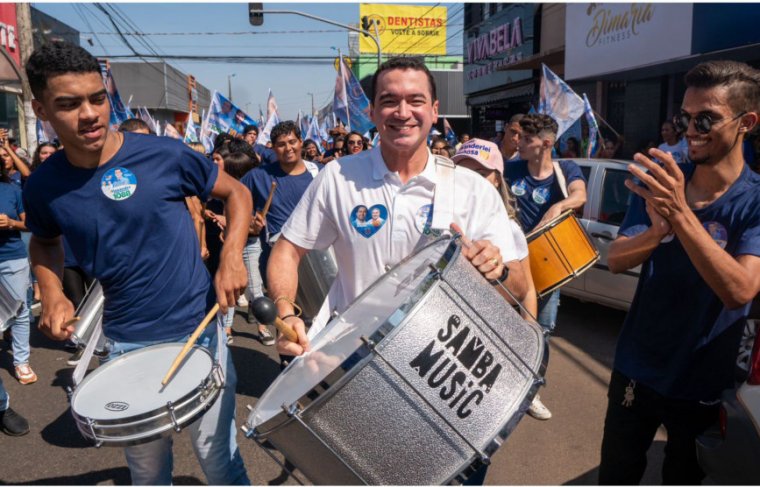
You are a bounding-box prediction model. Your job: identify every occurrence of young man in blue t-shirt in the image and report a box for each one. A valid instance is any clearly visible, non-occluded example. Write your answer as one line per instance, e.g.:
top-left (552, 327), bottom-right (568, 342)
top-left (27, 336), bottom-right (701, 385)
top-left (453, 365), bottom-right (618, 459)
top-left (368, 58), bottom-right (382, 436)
top-left (503, 113), bottom-right (587, 421)
top-left (599, 61), bottom-right (760, 484)
top-left (240, 121), bottom-right (321, 347)
top-left (22, 42), bottom-right (252, 485)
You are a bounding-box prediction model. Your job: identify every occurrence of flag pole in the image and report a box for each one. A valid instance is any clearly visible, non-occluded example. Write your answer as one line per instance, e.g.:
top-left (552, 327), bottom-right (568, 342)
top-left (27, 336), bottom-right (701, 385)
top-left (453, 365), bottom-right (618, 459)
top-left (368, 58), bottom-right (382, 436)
top-left (339, 48), bottom-right (351, 131)
top-left (592, 109), bottom-right (621, 139)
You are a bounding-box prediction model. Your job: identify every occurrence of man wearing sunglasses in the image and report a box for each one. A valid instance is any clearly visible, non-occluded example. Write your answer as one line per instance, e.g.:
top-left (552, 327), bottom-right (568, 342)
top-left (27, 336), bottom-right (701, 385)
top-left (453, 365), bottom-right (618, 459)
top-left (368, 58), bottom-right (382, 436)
top-left (599, 60), bottom-right (760, 484)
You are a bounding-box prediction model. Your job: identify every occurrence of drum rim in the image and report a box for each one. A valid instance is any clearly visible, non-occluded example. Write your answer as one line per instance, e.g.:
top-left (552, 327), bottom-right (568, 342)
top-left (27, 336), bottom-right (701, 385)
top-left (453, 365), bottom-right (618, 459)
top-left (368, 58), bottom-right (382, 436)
top-left (525, 209), bottom-right (577, 242)
top-left (71, 343), bottom-right (216, 420)
top-left (249, 236), bottom-right (549, 484)
top-left (249, 235), bottom-right (459, 435)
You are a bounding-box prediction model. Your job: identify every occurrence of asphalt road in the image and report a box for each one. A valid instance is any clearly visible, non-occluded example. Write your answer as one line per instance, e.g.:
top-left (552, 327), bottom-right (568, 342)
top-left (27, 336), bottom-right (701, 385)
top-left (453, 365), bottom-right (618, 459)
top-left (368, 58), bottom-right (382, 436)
top-left (0, 297), bottom-right (669, 485)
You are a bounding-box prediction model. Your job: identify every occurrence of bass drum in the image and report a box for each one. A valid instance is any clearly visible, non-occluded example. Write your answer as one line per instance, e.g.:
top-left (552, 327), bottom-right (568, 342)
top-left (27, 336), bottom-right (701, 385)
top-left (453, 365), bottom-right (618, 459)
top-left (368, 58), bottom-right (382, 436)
top-left (244, 236), bottom-right (547, 485)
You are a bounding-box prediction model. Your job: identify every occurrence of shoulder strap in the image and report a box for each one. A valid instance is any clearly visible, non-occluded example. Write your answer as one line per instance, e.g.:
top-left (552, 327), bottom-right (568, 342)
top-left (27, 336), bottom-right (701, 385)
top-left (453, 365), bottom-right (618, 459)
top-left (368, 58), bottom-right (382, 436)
top-left (304, 160), bottom-right (320, 178)
top-left (552, 161), bottom-right (568, 199)
top-left (431, 155), bottom-right (455, 231)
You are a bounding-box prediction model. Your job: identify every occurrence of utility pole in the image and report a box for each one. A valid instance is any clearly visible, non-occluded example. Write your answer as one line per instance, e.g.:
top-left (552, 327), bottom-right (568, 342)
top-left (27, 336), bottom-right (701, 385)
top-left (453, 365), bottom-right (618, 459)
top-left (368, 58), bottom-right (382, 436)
top-left (227, 73), bottom-right (236, 102)
top-left (15, 3), bottom-right (36, 152)
top-left (307, 92), bottom-right (315, 117)
top-left (338, 48), bottom-right (350, 131)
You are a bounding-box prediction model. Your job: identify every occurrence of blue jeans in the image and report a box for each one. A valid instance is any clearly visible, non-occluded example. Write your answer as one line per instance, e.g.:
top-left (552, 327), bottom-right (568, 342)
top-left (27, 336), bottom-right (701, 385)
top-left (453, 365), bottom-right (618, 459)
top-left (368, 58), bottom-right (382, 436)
top-left (0, 376), bottom-right (8, 411)
top-left (101, 322), bottom-right (250, 485)
top-left (242, 237), bottom-right (264, 300)
top-left (537, 289), bottom-right (560, 333)
top-left (0, 258), bottom-right (31, 366)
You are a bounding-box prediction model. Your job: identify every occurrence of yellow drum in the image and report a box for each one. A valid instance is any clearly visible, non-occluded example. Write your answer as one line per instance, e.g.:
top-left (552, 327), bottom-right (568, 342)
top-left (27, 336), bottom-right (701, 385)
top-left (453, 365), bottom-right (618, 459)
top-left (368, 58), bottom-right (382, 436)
top-left (525, 210), bottom-right (599, 297)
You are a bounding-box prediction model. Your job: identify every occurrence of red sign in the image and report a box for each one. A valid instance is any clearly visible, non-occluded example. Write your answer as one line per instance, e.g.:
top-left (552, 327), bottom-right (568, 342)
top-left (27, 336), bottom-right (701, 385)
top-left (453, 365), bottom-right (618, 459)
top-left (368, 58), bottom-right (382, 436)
top-left (0, 3), bottom-right (19, 66)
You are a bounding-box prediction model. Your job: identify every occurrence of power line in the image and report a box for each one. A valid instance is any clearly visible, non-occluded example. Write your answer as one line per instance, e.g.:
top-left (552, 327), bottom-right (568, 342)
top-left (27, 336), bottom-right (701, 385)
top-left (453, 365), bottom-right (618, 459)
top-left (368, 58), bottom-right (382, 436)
top-left (381, 2), bottom-right (441, 54)
top-left (398, 5), bottom-right (464, 56)
top-left (77, 29), bottom-right (349, 36)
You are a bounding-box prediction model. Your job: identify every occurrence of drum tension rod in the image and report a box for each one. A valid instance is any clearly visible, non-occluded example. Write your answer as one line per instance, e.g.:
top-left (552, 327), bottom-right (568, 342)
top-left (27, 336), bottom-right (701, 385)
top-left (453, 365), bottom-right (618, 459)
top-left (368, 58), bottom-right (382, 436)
top-left (85, 418), bottom-right (102, 448)
top-left (166, 401), bottom-right (181, 433)
top-left (360, 335), bottom-right (491, 466)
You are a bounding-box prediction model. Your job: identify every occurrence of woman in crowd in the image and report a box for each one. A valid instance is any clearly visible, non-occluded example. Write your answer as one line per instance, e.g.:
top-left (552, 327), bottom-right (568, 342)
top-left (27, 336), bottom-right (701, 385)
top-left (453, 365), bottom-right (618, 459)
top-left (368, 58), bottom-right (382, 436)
top-left (0, 130), bottom-right (30, 188)
top-left (0, 154), bottom-right (35, 384)
top-left (302, 139), bottom-right (323, 164)
top-left (30, 142), bottom-right (58, 173)
top-left (345, 131), bottom-right (367, 155)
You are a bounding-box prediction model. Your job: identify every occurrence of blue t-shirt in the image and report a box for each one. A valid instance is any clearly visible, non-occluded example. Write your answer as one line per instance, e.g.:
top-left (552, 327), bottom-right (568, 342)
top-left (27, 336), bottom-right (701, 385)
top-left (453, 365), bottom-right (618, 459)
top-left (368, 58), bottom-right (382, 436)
top-left (615, 163), bottom-right (760, 401)
top-left (240, 162), bottom-right (321, 241)
top-left (22, 132), bottom-right (219, 342)
top-left (0, 182), bottom-right (27, 261)
top-left (504, 159), bottom-right (586, 232)
top-left (254, 144), bottom-right (278, 165)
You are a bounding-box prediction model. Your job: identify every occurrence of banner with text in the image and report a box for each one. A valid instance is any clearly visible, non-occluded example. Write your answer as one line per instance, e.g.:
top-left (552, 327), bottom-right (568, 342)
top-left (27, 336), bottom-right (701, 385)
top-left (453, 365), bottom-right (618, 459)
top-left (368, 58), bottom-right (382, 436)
top-left (359, 4), bottom-right (447, 55)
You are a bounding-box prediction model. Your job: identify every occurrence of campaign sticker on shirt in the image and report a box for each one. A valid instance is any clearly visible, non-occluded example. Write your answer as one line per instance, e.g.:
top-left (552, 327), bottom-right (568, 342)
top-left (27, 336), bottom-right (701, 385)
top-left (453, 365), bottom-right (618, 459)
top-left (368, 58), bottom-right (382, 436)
top-left (101, 167), bottom-right (137, 201)
top-left (532, 187), bottom-right (550, 205)
top-left (350, 204), bottom-right (387, 238)
top-left (511, 179), bottom-right (527, 197)
top-left (415, 204), bottom-right (442, 239)
top-left (703, 221), bottom-right (728, 249)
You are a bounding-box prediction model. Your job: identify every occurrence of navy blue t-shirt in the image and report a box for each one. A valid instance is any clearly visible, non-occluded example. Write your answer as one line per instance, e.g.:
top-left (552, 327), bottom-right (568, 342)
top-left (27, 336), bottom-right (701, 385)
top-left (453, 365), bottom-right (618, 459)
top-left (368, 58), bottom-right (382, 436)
top-left (22, 132), bottom-right (219, 342)
top-left (0, 182), bottom-right (27, 261)
top-left (254, 144), bottom-right (278, 165)
top-left (240, 162), bottom-right (321, 241)
top-left (615, 163), bottom-right (760, 401)
top-left (504, 159), bottom-right (585, 232)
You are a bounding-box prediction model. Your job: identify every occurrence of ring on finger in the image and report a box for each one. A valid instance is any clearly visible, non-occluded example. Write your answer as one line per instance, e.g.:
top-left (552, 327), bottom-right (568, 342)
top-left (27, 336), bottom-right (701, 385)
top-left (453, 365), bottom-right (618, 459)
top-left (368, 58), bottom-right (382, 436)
top-left (490, 257), bottom-right (499, 267)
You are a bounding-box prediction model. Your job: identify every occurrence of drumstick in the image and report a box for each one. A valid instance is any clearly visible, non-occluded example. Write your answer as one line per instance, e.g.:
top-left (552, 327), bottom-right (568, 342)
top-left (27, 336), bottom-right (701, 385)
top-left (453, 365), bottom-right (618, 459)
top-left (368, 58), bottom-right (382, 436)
top-left (260, 181), bottom-right (277, 219)
top-left (161, 303), bottom-right (220, 386)
top-left (250, 296), bottom-right (299, 342)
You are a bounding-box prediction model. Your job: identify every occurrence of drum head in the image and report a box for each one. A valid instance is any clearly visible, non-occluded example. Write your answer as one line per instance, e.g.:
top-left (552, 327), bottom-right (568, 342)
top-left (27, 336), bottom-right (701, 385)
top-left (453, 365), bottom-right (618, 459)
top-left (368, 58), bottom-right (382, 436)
top-left (71, 343), bottom-right (213, 420)
top-left (250, 236), bottom-right (455, 428)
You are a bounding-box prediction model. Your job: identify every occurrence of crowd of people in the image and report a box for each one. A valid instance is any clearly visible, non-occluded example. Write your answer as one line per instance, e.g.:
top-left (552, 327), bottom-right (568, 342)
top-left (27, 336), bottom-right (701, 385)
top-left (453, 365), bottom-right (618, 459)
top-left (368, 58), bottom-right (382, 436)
top-left (1, 40), bottom-right (759, 487)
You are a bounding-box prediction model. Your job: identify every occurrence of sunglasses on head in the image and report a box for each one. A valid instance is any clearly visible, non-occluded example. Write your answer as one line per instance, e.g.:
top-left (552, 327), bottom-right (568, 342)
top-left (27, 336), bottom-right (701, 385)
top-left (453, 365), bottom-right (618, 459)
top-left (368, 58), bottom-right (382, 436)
top-left (673, 111), bottom-right (746, 135)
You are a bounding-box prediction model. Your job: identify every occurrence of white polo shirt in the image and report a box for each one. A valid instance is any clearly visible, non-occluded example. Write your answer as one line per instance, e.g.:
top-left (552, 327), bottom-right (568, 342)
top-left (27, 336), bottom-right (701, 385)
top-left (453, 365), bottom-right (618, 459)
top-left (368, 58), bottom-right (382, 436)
top-left (281, 145), bottom-right (520, 333)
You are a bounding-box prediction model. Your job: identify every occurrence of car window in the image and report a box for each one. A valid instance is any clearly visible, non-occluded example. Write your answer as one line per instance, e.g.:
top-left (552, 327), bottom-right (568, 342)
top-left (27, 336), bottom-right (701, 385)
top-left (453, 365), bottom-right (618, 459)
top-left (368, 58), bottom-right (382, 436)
top-left (599, 169), bottom-right (630, 226)
top-left (580, 166), bottom-right (591, 182)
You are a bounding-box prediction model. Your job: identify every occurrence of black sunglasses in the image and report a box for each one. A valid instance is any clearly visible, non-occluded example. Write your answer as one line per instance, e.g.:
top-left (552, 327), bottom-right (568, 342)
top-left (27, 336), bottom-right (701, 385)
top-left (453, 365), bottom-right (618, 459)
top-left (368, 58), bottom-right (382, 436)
top-left (673, 111), bottom-right (746, 135)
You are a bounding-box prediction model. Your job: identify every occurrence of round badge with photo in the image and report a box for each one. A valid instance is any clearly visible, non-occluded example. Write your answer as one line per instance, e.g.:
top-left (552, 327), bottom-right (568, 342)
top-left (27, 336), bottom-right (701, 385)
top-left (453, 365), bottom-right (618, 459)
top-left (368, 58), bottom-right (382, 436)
top-left (101, 167), bottom-right (137, 201)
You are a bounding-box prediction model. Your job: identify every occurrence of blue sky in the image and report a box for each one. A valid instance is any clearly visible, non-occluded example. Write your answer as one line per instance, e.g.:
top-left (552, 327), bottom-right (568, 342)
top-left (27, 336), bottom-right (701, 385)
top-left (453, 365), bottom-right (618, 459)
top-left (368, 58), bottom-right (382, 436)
top-left (34, 2), bottom-right (463, 120)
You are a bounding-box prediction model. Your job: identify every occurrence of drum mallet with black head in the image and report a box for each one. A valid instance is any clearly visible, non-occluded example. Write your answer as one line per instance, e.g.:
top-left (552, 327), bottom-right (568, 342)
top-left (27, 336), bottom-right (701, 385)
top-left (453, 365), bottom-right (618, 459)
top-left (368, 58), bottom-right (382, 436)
top-left (250, 296), bottom-right (299, 342)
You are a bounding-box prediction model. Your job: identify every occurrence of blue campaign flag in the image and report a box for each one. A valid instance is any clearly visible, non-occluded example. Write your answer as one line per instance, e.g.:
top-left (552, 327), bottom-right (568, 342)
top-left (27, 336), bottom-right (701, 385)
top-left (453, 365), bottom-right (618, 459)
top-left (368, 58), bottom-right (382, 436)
top-left (305, 117), bottom-right (325, 154)
top-left (333, 57), bottom-right (375, 135)
top-left (99, 60), bottom-right (134, 130)
top-left (539, 64), bottom-right (585, 139)
top-left (583, 93), bottom-right (600, 158)
top-left (183, 112), bottom-right (200, 144)
top-left (206, 90), bottom-right (258, 139)
top-left (299, 111), bottom-right (311, 139)
top-left (443, 118), bottom-right (457, 147)
top-left (36, 119), bottom-right (57, 144)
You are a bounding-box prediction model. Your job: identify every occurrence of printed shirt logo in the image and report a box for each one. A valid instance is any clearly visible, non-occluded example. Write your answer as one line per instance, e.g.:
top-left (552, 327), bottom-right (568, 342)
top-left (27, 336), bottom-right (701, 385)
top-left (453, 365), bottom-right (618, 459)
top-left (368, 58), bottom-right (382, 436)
top-left (101, 167), bottom-right (137, 201)
top-left (703, 221), bottom-right (728, 249)
top-left (511, 179), bottom-right (527, 197)
top-left (351, 204), bottom-right (387, 238)
top-left (415, 204), bottom-right (442, 239)
top-left (532, 187), bottom-right (550, 205)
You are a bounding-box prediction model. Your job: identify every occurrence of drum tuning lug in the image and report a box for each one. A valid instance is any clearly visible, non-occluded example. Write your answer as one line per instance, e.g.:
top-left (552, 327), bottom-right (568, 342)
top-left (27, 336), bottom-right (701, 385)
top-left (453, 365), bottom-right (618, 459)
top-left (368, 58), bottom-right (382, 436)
top-left (360, 335), bottom-right (376, 350)
top-left (241, 425), bottom-right (252, 437)
top-left (166, 401), bottom-right (181, 432)
top-left (65, 386), bottom-right (73, 401)
top-left (95, 440), bottom-right (103, 449)
top-left (427, 264), bottom-right (442, 278)
top-left (246, 404), bottom-right (254, 412)
top-left (481, 455), bottom-right (491, 466)
top-left (534, 378), bottom-right (546, 387)
top-left (384, 265), bottom-right (392, 272)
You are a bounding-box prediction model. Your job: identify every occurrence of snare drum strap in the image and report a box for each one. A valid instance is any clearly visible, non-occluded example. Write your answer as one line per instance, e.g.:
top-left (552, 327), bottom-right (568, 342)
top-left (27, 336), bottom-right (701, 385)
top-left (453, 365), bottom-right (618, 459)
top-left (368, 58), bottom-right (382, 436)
top-left (431, 155), bottom-right (456, 231)
top-left (552, 161), bottom-right (569, 199)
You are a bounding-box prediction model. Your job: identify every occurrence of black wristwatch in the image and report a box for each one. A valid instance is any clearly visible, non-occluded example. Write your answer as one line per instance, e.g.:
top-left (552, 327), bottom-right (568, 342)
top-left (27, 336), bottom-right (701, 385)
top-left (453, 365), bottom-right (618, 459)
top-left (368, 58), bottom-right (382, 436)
top-left (489, 265), bottom-right (510, 286)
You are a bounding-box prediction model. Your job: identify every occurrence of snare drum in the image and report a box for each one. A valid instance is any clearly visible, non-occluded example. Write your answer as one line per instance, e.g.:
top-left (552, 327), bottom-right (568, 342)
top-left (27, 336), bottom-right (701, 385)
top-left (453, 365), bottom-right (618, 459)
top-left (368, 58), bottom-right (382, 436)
top-left (243, 236), bottom-right (546, 485)
top-left (70, 343), bottom-right (223, 447)
top-left (526, 210), bottom-right (599, 297)
top-left (0, 281), bottom-right (23, 333)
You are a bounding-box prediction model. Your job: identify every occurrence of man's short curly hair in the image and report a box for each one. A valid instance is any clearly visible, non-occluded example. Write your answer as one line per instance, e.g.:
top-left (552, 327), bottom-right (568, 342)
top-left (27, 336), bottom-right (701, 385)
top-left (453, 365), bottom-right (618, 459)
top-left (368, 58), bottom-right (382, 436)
top-left (270, 121), bottom-right (301, 145)
top-left (25, 41), bottom-right (101, 100)
top-left (518, 113), bottom-right (559, 140)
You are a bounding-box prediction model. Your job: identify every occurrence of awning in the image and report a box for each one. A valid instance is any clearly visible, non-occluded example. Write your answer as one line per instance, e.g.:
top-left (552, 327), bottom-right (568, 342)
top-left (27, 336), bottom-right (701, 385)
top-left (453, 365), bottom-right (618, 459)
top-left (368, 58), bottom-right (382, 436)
top-left (466, 83), bottom-right (534, 107)
top-left (497, 47), bottom-right (565, 71)
top-left (0, 47), bottom-right (22, 93)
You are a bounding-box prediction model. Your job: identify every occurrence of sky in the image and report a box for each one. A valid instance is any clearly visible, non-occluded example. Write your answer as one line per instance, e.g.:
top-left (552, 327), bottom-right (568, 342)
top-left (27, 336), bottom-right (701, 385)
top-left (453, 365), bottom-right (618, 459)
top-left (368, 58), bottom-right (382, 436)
top-left (34, 2), bottom-right (464, 121)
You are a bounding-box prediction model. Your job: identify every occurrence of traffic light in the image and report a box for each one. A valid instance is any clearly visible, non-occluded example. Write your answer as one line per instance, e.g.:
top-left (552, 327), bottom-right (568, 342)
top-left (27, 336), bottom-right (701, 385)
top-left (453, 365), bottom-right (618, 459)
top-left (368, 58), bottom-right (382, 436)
top-left (249, 3), bottom-right (264, 26)
top-left (361, 16), bottom-right (371, 37)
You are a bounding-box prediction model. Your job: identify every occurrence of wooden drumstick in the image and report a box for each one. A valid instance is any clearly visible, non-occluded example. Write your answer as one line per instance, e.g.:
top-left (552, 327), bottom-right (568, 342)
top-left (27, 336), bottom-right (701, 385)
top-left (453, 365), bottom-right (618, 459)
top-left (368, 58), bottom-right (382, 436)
top-left (260, 181), bottom-right (277, 219)
top-left (161, 303), bottom-right (220, 386)
top-left (250, 296), bottom-right (299, 342)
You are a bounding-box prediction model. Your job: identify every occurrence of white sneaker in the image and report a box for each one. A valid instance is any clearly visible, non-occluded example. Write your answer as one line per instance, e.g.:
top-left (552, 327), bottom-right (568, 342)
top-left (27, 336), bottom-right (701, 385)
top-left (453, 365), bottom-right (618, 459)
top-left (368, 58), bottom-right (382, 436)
top-left (528, 395), bottom-right (552, 420)
top-left (237, 294), bottom-right (248, 307)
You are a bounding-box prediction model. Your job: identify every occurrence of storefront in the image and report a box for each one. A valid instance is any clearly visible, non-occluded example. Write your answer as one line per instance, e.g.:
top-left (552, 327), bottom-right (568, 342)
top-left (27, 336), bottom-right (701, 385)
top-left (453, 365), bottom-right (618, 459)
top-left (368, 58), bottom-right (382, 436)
top-left (463, 3), bottom-right (538, 138)
top-left (0, 3), bottom-right (22, 138)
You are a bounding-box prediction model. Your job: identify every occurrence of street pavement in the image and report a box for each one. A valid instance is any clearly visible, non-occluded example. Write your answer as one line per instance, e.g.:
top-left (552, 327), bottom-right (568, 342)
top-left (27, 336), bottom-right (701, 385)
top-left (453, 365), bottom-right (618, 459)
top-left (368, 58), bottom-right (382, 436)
top-left (0, 297), bottom-right (669, 485)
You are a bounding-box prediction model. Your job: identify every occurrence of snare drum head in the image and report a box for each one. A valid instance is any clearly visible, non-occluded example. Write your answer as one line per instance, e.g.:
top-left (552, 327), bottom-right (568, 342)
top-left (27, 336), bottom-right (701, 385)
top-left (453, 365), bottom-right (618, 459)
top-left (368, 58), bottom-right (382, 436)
top-left (250, 236), bottom-right (455, 428)
top-left (71, 343), bottom-right (214, 420)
